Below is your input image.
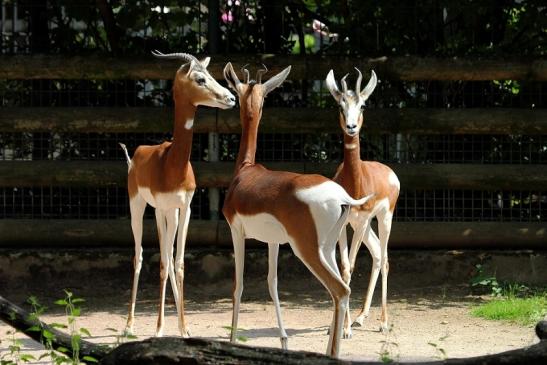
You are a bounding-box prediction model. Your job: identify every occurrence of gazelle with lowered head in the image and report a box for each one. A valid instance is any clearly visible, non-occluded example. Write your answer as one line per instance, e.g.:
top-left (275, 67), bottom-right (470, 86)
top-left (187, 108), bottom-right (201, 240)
top-left (326, 69), bottom-right (400, 337)
top-left (222, 63), bottom-right (375, 358)
top-left (120, 51), bottom-right (236, 337)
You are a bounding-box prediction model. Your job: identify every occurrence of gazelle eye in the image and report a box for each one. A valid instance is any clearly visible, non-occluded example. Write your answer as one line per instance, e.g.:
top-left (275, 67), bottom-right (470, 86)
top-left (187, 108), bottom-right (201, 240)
top-left (196, 77), bottom-right (206, 85)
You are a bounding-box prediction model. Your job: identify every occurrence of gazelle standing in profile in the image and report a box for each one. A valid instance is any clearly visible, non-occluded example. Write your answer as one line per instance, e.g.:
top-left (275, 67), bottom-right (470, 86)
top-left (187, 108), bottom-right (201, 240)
top-left (326, 69), bottom-right (400, 337)
top-left (222, 63), bottom-right (374, 358)
top-left (120, 51), bottom-right (235, 337)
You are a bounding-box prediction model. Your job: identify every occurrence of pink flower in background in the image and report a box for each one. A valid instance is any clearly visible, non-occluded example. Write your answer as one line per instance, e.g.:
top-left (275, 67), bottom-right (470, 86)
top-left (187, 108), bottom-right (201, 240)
top-left (222, 10), bottom-right (233, 23)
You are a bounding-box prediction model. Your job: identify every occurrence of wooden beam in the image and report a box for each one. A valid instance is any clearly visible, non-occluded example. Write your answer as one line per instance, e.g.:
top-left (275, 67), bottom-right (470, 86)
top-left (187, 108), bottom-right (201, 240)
top-left (1, 107), bottom-right (547, 135)
top-left (0, 219), bottom-right (545, 248)
top-left (1, 161), bottom-right (546, 190)
top-left (1, 55), bottom-right (546, 80)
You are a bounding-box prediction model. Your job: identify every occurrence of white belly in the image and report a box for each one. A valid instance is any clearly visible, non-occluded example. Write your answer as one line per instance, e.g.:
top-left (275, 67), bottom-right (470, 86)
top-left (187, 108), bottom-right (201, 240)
top-left (138, 187), bottom-right (193, 210)
top-left (234, 212), bottom-right (290, 244)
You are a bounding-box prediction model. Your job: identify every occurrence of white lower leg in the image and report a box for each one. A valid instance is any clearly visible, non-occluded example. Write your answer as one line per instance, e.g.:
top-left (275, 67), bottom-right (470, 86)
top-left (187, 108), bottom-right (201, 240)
top-left (126, 196), bottom-right (146, 334)
top-left (267, 243), bottom-right (288, 349)
top-left (230, 229), bottom-right (245, 343)
top-left (353, 227), bottom-right (381, 327)
top-left (175, 205), bottom-right (191, 337)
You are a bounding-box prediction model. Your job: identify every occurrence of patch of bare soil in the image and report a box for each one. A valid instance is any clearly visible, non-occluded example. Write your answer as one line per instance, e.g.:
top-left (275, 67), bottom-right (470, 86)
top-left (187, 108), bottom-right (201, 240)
top-left (0, 277), bottom-right (538, 363)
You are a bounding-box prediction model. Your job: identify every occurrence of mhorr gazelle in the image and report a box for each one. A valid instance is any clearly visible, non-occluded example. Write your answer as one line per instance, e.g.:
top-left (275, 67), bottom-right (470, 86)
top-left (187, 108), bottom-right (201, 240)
top-left (222, 62), bottom-right (375, 358)
top-left (326, 69), bottom-right (400, 338)
top-left (120, 51), bottom-right (236, 337)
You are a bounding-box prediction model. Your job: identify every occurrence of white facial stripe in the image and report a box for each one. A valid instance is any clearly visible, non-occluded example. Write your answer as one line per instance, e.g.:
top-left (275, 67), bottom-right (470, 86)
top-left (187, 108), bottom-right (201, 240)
top-left (185, 119), bottom-right (194, 129)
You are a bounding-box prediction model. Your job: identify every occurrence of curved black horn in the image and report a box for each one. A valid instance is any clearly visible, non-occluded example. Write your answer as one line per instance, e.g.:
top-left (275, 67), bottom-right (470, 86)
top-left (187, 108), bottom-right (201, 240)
top-left (340, 73), bottom-right (349, 94)
top-left (256, 64), bottom-right (268, 84)
top-left (355, 67), bottom-right (363, 93)
top-left (151, 50), bottom-right (198, 64)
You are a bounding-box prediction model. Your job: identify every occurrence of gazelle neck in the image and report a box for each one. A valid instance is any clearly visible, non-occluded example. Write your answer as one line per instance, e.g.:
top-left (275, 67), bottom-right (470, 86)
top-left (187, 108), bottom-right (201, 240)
top-left (235, 106), bottom-right (260, 173)
top-left (342, 133), bottom-right (363, 195)
top-left (168, 99), bottom-right (197, 169)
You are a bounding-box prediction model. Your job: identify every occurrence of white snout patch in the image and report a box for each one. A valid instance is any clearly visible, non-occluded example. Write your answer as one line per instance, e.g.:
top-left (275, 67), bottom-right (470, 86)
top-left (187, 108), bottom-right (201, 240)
top-left (184, 118), bottom-right (194, 130)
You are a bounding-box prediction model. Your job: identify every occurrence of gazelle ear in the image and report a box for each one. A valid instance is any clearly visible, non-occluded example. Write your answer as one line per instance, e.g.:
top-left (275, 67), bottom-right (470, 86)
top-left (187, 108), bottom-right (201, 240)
top-left (200, 57), bottom-right (211, 68)
top-left (326, 70), bottom-right (342, 103)
top-left (223, 62), bottom-right (241, 93)
top-left (263, 66), bottom-right (291, 97)
top-left (360, 70), bottom-right (377, 101)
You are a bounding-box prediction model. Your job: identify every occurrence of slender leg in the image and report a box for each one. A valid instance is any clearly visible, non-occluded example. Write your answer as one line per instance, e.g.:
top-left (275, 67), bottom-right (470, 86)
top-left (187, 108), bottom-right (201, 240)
top-left (167, 208), bottom-right (181, 319)
top-left (175, 199), bottom-right (192, 337)
top-left (125, 194), bottom-right (147, 334)
top-left (155, 209), bottom-right (170, 337)
top-left (230, 226), bottom-right (245, 343)
top-left (299, 246), bottom-right (349, 358)
top-left (267, 243), bottom-right (288, 349)
top-left (337, 225), bottom-right (353, 339)
top-left (348, 221), bottom-right (368, 274)
top-left (352, 224), bottom-right (381, 328)
top-left (377, 213), bottom-right (393, 333)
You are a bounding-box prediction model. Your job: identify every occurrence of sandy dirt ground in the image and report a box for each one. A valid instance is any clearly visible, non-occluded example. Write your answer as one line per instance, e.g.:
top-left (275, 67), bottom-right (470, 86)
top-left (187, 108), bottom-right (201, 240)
top-left (0, 276), bottom-right (539, 363)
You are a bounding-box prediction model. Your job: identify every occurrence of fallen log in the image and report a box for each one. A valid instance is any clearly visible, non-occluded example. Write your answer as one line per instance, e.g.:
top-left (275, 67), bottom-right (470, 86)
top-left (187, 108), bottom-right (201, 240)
top-left (99, 325), bottom-right (547, 365)
top-left (1, 294), bottom-right (546, 364)
top-left (0, 295), bottom-right (109, 361)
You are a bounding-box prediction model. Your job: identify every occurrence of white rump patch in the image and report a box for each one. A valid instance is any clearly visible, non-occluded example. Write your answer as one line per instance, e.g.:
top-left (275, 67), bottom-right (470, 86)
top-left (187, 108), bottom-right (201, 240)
top-left (295, 181), bottom-right (349, 247)
top-left (388, 171), bottom-right (400, 190)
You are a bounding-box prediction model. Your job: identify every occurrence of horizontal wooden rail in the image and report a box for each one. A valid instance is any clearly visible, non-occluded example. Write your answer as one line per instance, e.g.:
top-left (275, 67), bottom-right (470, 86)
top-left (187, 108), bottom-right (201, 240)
top-left (1, 107), bottom-right (546, 134)
top-left (1, 161), bottom-right (546, 190)
top-left (1, 55), bottom-right (546, 80)
top-left (0, 219), bottom-right (544, 248)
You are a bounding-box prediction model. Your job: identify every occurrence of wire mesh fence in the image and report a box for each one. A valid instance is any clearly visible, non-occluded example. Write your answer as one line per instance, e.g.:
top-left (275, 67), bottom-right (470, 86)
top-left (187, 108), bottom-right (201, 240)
top-left (1, 1), bottom-right (546, 225)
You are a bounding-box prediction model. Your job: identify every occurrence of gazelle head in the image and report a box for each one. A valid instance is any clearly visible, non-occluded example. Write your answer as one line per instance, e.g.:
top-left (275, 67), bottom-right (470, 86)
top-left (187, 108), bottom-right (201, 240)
top-left (326, 69), bottom-right (377, 137)
top-left (223, 62), bottom-right (291, 124)
top-left (152, 50), bottom-right (236, 109)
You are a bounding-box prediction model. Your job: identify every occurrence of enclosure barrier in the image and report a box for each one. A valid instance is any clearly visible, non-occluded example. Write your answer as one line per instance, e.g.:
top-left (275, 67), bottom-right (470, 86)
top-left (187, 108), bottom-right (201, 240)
top-left (1, 294), bottom-right (547, 364)
top-left (0, 56), bottom-right (546, 248)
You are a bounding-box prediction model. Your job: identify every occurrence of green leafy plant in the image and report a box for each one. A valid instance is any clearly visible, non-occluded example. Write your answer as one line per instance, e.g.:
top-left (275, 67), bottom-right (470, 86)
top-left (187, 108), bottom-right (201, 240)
top-left (0, 329), bottom-right (36, 364)
top-left (470, 264), bottom-right (547, 325)
top-left (470, 264), bottom-right (502, 297)
top-left (0, 292), bottom-right (99, 365)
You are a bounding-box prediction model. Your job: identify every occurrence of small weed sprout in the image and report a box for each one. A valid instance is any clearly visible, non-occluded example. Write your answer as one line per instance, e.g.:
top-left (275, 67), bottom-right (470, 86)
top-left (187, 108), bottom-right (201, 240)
top-left (222, 325), bottom-right (249, 343)
top-left (1, 328), bottom-right (36, 364)
top-left (105, 327), bottom-right (137, 346)
top-left (428, 333), bottom-right (449, 360)
top-left (378, 324), bottom-right (399, 363)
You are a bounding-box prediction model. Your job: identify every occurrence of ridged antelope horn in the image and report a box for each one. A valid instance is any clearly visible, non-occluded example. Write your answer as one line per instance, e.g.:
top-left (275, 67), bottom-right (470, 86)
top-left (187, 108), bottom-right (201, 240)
top-left (355, 67), bottom-right (363, 94)
top-left (151, 50), bottom-right (198, 64)
top-left (241, 64), bottom-right (250, 84)
top-left (340, 73), bottom-right (349, 94)
top-left (256, 64), bottom-right (268, 84)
